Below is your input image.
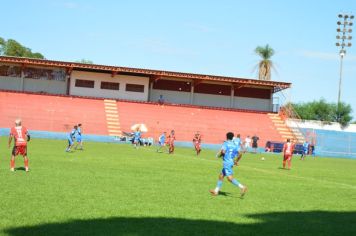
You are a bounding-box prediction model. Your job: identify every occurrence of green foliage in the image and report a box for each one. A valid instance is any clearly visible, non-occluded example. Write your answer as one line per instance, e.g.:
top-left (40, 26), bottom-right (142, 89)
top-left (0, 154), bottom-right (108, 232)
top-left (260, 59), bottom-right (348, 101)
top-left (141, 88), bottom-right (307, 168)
top-left (255, 44), bottom-right (274, 80)
top-left (292, 99), bottom-right (353, 127)
top-left (76, 59), bottom-right (94, 64)
top-left (0, 37), bottom-right (44, 59)
top-left (0, 137), bottom-right (355, 235)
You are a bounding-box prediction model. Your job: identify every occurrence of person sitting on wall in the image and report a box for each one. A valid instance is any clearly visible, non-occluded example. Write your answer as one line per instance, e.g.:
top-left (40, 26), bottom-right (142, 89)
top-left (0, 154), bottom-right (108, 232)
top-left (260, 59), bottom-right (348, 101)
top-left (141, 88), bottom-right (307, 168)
top-left (158, 95), bottom-right (165, 105)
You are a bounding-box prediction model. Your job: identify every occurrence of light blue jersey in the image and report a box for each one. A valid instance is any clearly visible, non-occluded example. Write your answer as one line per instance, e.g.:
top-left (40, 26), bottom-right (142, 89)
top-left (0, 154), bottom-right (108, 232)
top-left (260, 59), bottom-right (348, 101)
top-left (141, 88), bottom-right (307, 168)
top-left (134, 131), bottom-right (141, 141)
top-left (76, 127), bottom-right (82, 142)
top-left (159, 134), bottom-right (166, 145)
top-left (68, 129), bottom-right (76, 145)
top-left (303, 142), bottom-right (309, 154)
top-left (222, 140), bottom-right (239, 169)
top-left (233, 137), bottom-right (242, 151)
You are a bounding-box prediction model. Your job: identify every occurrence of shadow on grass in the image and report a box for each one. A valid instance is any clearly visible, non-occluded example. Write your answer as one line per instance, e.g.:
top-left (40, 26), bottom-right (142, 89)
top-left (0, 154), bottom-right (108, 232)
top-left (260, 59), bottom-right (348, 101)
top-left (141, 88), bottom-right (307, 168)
top-left (14, 167), bottom-right (26, 171)
top-left (3, 211), bottom-right (356, 236)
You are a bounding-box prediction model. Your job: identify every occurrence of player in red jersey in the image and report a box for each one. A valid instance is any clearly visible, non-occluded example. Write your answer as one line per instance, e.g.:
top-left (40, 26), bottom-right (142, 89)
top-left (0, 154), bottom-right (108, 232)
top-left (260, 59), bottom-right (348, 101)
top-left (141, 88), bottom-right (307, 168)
top-left (192, 131), bottom-right (202, 155)
top-left (8, 119), bottom-right (30, 172)
top-left (282, 138), bottom-right (295, 170)
top-left (167, 130), bottom-right (176, 154)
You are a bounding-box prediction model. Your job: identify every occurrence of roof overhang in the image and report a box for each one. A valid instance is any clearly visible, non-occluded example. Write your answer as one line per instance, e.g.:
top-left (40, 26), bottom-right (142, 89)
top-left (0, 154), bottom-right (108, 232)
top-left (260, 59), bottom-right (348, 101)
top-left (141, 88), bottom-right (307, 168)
top-left (0, 56), bottom-right (291, 92)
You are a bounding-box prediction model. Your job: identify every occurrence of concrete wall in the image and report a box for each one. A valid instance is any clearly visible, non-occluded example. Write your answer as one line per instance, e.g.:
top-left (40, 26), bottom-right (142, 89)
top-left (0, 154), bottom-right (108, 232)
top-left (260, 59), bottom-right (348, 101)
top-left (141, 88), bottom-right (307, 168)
top-left (0, 76), bottom-right (22, 91)
top-left (234, 97), bottom-right (271, 111)
top-left (193, 93), bottom-right (230, 108)
top-left (23, 78), bottom-right (66, 94)
top-left (150, 89), bottom-right (191, 104)
top-left (70, 71), bottom-right (149, 101)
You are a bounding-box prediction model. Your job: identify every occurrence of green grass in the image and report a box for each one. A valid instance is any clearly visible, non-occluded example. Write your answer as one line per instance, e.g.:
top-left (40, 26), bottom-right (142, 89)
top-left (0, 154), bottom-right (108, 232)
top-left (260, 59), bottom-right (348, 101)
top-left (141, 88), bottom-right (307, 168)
top-left (0, 137), bottom-right (355, 236)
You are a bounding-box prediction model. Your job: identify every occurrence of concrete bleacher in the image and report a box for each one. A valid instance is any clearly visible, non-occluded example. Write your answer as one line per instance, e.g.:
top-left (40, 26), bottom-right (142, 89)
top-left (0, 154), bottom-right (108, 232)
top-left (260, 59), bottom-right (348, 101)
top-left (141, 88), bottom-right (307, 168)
top-left (0, 91), bottom-right (283, 146)
top-left (117, 101), bottom-right (282, 145)
top-left (0, 91), bottom-right (108, 135)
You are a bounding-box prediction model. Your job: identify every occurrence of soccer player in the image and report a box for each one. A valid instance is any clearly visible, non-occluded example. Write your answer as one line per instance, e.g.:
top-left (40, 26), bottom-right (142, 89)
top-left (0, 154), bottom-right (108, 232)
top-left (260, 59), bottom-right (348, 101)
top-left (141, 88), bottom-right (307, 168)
top-left (233, 133), bottom-right (242, 152)
top-left (244, 135), bottom-right (251, 153)
top-left (168, 130), bottom-right (176, 154)
top-left (157, 131), bottom-right (167, 153)
top-left (192, 131), bottom-right (202, 155)
top-left (66, 125), bottom-right (77, 152)
top-left (8, 119), bottom-right (30, 172)
top-left (74, 123), bottom-right (83, 150)
top-left (133, 128), bottom-right (141, 149)
top-left (301, 141), bottom-right (309, 160)
top-left (209, 132), bottom-right (248, 197)
top-left (282, 138), bottom-right (295, 169)
top-left (251, 134), bottom-right (259, 154)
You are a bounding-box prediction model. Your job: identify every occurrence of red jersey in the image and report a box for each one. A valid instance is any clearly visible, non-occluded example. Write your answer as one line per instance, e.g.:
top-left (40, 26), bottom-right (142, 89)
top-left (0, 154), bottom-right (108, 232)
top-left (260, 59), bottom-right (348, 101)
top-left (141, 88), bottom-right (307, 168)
top-left (10, 126), bottom-right (28, 146)
top-left (283, 142), bottom-right (294, 155)
top-left (193, 134), bottom-right (202, 144)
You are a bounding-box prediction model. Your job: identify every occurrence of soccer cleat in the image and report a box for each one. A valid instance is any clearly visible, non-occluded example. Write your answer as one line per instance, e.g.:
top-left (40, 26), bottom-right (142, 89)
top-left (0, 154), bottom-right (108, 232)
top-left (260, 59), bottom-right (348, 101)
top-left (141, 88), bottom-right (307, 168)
top-left (240, 186), bottom-right (248, 197)
top-left (25, 168), bottom-right (29, 172)
top-left (10, 168), bottom-right (15, 172)
top-left (209, 189), bottom-right (218, 196)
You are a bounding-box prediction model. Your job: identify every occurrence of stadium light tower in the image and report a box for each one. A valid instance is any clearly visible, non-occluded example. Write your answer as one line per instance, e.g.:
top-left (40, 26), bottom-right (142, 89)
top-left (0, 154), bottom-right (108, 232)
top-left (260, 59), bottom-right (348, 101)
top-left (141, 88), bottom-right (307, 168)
top-left (336, 13), bottom-right (353, 108)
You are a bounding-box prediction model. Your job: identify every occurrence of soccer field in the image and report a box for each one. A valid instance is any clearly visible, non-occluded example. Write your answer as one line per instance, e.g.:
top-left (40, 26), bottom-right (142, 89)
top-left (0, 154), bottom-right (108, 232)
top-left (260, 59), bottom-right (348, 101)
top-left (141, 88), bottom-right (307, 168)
top-left (0, 137), bottom-right (355, 236)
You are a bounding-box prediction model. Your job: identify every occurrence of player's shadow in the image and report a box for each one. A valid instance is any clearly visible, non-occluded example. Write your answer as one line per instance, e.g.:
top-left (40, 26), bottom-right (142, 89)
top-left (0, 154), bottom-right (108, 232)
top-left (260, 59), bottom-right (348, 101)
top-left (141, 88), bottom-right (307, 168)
top-left (3, 211), bottom-right (356, 236)
top-left (14, 167), bottom-right (26, 171)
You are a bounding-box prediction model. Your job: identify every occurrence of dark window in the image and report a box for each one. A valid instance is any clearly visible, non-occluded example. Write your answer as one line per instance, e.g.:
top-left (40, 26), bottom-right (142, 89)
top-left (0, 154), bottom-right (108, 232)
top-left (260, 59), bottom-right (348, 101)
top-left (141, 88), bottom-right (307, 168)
top-left (0, 65), bottom-right (22, 77)
top-left (152, 79), bottom-right (191, 92)
top-left (234, 87), bottom-right (271, 99)
top-left (75, 79), bottom-right (95, 88)
top-left (101, 81), bottom-right (120, 90)
top-left (194, 83), bottom-right (231, 96)
top-left (126, 83), bottom-right (144, 92)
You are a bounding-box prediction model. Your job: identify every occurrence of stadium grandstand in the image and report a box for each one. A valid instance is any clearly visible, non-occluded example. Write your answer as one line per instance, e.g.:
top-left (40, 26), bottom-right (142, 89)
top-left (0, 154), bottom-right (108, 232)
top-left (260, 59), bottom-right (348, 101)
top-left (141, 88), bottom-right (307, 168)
top-left (0, 55), bottom-right (301, 150)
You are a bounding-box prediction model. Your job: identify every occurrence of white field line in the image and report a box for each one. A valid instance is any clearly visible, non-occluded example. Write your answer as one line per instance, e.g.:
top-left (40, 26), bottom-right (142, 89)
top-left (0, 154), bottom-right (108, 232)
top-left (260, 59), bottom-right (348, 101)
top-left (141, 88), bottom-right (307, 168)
top-left (140, 147), bottom-right (356, 190)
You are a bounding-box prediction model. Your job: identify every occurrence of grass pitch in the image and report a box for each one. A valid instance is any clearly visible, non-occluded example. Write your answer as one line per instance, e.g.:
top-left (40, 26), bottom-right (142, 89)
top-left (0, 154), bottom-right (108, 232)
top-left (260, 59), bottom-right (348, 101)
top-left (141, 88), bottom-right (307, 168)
top-left (0, 137), bottom-right (355, 236)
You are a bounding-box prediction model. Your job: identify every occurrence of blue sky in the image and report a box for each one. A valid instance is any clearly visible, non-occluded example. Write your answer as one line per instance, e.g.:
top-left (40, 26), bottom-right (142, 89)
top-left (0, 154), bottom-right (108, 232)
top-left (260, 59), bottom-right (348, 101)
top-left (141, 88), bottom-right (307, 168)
top-left (2, 0), bottom-right (356, 118)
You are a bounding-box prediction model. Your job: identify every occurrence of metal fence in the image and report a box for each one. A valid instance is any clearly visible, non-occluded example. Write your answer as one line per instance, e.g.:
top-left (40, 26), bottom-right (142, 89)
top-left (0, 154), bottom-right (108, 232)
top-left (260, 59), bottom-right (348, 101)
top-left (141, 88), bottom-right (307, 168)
top-left (301, 128), bottom-right (356, 159)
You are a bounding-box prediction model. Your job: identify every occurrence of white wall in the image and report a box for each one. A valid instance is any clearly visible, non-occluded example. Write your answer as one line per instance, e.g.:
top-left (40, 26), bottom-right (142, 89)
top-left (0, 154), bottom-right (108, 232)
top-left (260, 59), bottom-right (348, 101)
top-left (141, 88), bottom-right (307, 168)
top-left (0, 76), bottom-right (22, 91)
top-left (70, 71), bottom-right (149, 101)
top-left (287, 119), bottom-right (356, 132)
top-left (234, 97), bottom-right (271, 111)
top-left (193, 93), bottom-right (230, 108)
top-left (150, 89), bottom-right (191, 104)
top-left (23, 78), bottom-right (66, 94)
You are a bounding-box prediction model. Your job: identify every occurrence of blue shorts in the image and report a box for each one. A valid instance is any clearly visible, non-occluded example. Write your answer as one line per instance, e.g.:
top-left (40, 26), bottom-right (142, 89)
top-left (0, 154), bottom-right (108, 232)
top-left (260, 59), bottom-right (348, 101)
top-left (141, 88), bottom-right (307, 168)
top-left (134, 138), bottom-right (140, 143)
top-left (68, 138), bottom-right (73, 146)
top-left (77, 136), bottom-right (82, 142)
top-left (221, 166), bottom-right (233, 177)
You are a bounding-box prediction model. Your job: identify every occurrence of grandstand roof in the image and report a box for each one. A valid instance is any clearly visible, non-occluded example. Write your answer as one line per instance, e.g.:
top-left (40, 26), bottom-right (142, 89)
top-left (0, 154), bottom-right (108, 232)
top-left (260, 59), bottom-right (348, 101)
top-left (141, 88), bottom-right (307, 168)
top-left (0, 56), bottom-right (291, 92)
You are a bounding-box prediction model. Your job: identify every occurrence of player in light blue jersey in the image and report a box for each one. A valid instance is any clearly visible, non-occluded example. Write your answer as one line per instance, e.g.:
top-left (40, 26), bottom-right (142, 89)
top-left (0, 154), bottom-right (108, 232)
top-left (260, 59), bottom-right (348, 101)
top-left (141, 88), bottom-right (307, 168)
top-left (133, 129), bottom-right (141, 149)
top-left (210, 132), bottom-right (248, 197)
top-left (301, 141), bottom-right (309, 160)
top-left (157, 131), bottom-right (167, 153)
top-left (233, 133), bottom-right (242, 152)
top-left (74, 123), bottom-right (83, 150)
top-left (66, 125), bottom-right (77, 152)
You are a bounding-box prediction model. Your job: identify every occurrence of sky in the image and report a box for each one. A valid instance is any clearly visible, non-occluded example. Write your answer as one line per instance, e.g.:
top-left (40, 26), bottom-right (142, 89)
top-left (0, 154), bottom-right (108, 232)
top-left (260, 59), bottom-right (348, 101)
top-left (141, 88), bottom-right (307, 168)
top-left (2, 0), bottom-right (356, 118)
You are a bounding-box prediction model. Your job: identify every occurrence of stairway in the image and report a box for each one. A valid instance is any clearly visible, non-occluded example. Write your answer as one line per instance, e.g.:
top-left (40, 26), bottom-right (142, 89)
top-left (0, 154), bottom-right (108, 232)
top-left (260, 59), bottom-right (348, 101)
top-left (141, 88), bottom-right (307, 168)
top-left (104, 99), bottom-right (122, 137)
top-left (268, 113), bottom-right (305, 143)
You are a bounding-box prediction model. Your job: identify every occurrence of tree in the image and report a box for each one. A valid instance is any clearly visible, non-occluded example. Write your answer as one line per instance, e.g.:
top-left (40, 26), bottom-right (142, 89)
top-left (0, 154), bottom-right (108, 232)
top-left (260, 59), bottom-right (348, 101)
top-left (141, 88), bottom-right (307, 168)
top-left (291, 99), bottom-right (353, 127)
top-left (255, 44), bottom-right (274, 81)
top-left (76, 59), bottom-right (94, 64)
top-left (0, 37), bottom-right (44, 59)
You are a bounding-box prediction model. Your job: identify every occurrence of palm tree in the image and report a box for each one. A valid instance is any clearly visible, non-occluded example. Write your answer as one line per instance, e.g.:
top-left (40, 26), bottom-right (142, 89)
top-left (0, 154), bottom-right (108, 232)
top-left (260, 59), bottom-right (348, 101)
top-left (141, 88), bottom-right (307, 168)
top-left (255, 44), bottom-right (275, 81)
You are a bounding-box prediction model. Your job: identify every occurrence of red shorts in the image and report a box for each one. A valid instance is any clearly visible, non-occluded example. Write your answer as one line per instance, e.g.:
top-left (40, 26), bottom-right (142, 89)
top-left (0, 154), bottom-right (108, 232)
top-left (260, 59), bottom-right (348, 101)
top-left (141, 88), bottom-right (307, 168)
top-left (283, 154), bottom-right (292, 161)
top-left (12, 146), bottom-right (27, 156)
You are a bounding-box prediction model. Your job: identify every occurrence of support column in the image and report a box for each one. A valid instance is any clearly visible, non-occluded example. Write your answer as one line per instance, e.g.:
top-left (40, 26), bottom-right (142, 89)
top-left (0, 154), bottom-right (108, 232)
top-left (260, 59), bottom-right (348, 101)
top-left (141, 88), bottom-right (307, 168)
top-left (149, 80), bottom-right (154, 102)
top-left (230, 85), bottom-right (234, 108)
top-left (20, 68), bottom-right (25, 92)
top-left (190, 83), bottom-right (194, 105)
top-left (66, 75), bottom-right (71, 95)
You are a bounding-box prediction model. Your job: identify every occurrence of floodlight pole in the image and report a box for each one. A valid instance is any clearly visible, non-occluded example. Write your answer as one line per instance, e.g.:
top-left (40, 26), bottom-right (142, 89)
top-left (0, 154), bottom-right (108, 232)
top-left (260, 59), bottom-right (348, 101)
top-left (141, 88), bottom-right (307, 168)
top-left (336, 13), bottom-right (353, 120)
top-left (337, 52), bottom-right (344, 106)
